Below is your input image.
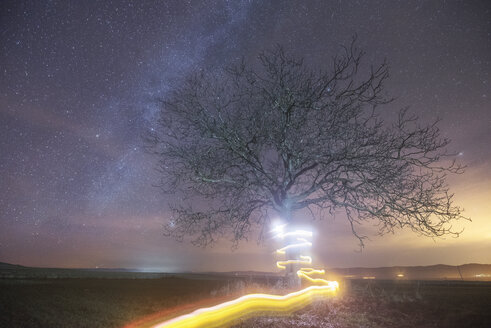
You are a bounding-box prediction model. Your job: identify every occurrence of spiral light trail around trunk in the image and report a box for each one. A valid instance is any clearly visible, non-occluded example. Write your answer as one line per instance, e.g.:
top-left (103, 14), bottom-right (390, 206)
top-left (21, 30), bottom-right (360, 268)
top-left (142, 225), bottom-right (338, 328)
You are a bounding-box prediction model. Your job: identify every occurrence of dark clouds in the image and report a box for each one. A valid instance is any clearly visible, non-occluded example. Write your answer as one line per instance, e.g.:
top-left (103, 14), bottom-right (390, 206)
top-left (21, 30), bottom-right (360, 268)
top-left (1, 0), bottom-right (490, 270)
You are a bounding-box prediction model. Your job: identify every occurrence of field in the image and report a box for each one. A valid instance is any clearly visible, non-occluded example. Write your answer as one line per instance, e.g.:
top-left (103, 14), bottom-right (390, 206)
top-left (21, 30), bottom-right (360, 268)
top-left (1, 276), bottom-right (490, 328)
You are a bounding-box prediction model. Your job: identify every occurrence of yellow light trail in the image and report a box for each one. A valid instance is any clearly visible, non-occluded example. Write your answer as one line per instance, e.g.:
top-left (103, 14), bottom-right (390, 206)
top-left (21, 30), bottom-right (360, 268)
top-left (146, 227), bottom-right (338, 328)
top-left (276, 255), bottom-right (312, 269)
top-left (274, 229), bottom-right (338, 288)
top-left (276, 238), bottom-right (312, 254)
top-left (151, 285), bottom-right (337, 328)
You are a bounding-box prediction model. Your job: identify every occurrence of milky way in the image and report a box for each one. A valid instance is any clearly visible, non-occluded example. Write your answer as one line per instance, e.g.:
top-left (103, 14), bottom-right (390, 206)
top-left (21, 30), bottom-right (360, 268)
top-left (1, 1), bottom-right (490, 270)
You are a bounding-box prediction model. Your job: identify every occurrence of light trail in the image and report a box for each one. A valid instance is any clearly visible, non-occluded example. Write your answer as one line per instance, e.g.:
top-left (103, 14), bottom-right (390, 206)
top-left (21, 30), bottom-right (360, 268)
top-left (276, 238), bottom-right (312, 254)
top-left (275, 230), bottom-right (313, 239)
top-left (274, 229), bottom-right (338, 289)
top-left (142, 226), bottom-right (338, 328)
top-left (151, 285), bottom-right (337, 328)
top-left (276, 255), bottom-right (312, 269)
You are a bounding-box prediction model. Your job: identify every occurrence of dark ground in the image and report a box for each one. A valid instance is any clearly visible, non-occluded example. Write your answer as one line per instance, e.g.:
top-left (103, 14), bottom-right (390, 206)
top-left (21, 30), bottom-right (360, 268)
top-left (234, 280), bottom-right (491, 328)
top-left (0, 277), bottom-right (490, 328)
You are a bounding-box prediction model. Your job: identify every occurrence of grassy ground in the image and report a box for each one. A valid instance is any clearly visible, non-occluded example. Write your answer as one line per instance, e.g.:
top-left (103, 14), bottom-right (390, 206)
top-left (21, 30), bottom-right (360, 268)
top-left (0, 277), bottom-right (234, 328)
top-left (1, 277), bottom-right (490, 327)
top-left (234, 280), bottom-right (491, 328)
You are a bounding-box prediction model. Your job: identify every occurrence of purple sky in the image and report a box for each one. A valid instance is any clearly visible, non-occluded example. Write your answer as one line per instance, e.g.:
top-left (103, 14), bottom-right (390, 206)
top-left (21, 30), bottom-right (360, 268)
top-left (1, 0), bottom-right (490, 271)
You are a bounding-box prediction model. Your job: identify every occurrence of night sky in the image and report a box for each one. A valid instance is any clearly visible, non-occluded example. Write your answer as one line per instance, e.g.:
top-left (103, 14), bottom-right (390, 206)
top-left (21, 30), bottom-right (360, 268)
top-left (1, 0), bottom-right (490, 272)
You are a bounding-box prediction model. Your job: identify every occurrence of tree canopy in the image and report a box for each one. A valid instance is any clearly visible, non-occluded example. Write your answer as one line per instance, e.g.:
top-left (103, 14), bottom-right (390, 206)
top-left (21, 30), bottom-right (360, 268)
top-left (147, 39), bottom-right (467, 247)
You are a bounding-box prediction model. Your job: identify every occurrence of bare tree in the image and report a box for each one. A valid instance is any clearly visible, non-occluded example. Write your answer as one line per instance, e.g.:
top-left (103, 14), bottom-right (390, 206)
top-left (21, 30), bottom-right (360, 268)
top-left (147, 39), bottom-right (467, 251)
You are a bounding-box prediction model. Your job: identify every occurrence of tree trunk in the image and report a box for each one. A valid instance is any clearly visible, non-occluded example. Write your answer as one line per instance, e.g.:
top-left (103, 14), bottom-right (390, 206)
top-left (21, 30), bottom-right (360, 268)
top-left (285, 240), bottom-right (302, 288)
top-left (282, 206), bottom-right (302, 288)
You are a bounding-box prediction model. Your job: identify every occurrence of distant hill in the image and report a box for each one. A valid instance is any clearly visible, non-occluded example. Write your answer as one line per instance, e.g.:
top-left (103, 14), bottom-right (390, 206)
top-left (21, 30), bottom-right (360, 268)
top-left (0, 262), bottom-right (490, 281)
top-left (328, 263), bottom-right (491, 281)
top-left (0, 262), bottom-right (174, 279)
top-left (0, 262), bottom-right (26, 270)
